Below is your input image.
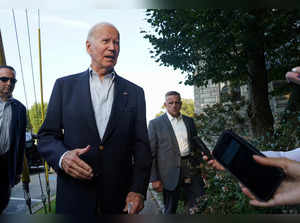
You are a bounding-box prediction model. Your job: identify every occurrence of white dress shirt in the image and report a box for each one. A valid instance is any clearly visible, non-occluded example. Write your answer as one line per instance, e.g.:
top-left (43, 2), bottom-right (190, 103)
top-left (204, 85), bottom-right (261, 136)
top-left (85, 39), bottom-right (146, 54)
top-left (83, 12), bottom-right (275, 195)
top-left (59, 68), bottom-right (115, 168)
top-left (167, 112), bottom-right (190, 157)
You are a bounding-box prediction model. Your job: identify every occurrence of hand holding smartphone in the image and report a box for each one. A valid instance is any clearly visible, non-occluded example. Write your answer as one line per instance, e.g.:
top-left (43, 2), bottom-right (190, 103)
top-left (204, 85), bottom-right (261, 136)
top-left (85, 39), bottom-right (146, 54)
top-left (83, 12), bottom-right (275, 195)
top-left (212, 130), bottom-right (286, 201)
top-left (192, 136), bottom-right (213, 160)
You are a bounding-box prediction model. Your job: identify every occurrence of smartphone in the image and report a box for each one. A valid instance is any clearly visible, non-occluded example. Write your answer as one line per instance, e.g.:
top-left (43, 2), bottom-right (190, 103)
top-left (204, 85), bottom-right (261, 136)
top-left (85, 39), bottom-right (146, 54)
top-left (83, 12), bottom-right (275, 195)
top-left (212, 130), bottom-right (286, 201)
top-left (192, 136), bottom-right (213, 160)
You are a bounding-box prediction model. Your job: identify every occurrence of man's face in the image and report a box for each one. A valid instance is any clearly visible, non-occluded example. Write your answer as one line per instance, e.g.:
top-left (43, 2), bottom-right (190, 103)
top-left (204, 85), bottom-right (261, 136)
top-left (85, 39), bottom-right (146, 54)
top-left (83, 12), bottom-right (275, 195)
top-left (86, 25), bottom-right (120, 73)
top-left (0, 68), bottom-right (16, 100)
top-left (164, 95), bottom-right (182, 117)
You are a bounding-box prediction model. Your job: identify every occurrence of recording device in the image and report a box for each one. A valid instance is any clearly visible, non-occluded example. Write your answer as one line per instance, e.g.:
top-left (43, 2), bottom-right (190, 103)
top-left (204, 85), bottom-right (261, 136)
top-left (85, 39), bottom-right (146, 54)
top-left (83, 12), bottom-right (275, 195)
top-left (192, 136), bottom-right (213, 160)
top-left (212, 130), bottom-right (286, 201)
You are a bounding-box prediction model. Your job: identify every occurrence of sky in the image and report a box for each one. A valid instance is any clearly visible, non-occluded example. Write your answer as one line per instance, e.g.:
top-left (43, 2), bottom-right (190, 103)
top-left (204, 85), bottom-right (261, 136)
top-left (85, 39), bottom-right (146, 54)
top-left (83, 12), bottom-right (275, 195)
top-left (0, 9), bottom-right (194, 122)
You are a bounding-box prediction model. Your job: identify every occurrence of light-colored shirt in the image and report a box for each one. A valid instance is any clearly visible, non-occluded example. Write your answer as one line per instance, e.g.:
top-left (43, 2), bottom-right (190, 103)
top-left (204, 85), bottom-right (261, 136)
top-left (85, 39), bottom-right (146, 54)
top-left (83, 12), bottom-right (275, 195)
top-left (89, 68), bottom-right (115, 139)
top-left (59, 68), bottom-right (115, 168)
top-left (0, 98), bottom-right (12, 155)
top-left (263, 148), bottom-right (300, 162)
top-left (167, 112), bottom-right (190, 157)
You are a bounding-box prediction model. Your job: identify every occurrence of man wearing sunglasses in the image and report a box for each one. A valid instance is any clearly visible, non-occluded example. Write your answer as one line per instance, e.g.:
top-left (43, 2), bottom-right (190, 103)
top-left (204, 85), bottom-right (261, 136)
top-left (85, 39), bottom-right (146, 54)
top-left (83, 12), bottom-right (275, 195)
top-left (0, 65), bottom-right (26, 214)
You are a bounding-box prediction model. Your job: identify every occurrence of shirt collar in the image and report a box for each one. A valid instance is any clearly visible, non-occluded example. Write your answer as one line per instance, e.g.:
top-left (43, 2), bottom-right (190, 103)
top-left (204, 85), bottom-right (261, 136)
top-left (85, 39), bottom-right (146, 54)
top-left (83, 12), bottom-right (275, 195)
top-left (89, 67), bottom-right (116, 81)
top-left (0, 97), bottom-right (13, 104)
top-left (166, 112), bottom-right (182, 122)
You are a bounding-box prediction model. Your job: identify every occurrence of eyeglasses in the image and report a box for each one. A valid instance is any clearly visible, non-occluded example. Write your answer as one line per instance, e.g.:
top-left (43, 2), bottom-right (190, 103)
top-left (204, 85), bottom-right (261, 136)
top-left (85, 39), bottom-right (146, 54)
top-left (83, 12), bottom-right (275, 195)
top-left (0, 77), bottom-right (17, 84)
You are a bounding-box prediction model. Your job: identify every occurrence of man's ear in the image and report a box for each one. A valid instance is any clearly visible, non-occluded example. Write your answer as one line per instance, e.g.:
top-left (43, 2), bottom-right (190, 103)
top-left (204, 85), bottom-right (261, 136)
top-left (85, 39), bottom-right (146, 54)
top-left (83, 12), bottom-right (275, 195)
top-left (86, 40), bottom-right (91, 53)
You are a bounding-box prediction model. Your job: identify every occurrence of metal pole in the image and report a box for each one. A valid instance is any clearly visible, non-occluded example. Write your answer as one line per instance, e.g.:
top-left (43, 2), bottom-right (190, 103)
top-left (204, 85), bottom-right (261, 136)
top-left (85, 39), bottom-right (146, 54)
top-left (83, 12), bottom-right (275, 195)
top-left (0, 29), bottom-right (6, 65)
top-left (37, 9), bottom-right (51, 213)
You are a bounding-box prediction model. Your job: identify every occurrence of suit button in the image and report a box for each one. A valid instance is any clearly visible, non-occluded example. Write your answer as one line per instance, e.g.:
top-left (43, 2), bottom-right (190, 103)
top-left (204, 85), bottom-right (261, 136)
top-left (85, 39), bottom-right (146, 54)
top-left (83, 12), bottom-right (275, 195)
top-left (99, 145), bottom-right (104, 151)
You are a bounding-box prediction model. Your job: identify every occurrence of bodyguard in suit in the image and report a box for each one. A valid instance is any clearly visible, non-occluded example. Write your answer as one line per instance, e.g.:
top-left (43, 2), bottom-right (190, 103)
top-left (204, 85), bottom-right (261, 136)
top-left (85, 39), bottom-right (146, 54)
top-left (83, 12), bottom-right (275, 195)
top-left (0, 65), bottom-right (26, 214)
top-left (149, 91), bottom-right (205, 214)
top-left (38, 22), bottom-right (152, 215)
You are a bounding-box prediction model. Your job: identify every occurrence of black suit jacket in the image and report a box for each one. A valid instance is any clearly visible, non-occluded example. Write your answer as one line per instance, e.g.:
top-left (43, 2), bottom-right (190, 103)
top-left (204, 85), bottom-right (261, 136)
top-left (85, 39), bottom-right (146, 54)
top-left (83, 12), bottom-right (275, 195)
top-left (38, 70), bottom-right (152, 214)
top-left (8, 99), bottom-right (26, 186)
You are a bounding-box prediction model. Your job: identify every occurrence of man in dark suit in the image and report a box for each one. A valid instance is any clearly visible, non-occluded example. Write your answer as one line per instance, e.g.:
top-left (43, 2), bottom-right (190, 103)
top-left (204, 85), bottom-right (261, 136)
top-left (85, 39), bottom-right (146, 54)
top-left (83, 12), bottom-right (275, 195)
top-left (148, 91), bottom-right (205, 214)
top-left (0, 65), bottom-right (26, 214)
top-left (38, 22), bottom-right (152, 215)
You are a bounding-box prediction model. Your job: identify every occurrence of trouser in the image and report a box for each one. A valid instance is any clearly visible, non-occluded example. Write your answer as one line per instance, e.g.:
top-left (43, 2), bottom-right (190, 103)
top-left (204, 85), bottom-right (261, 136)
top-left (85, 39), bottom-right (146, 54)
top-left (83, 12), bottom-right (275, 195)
top-left (163, 156), bottom-right (205, 214)
top-left (0, 152), bottom-right (10, 214)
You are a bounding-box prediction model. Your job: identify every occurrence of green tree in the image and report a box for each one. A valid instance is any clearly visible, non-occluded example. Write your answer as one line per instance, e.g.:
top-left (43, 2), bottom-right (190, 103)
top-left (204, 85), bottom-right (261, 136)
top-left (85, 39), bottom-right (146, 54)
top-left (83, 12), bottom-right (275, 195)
top-left (155, 98), bottom-right (195, 118)
top-left (28, 102), bottom-right (48, 134)
top-left (143, 9), bottom-right (300, 137)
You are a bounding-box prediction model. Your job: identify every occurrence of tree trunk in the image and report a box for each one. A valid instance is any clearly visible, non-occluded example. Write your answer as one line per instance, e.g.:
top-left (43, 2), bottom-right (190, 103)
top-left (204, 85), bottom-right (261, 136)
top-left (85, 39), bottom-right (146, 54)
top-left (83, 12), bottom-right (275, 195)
top-left (0, 30), bottom-right (6, 66)
top-left (246, 10), bottom-right (274, 138)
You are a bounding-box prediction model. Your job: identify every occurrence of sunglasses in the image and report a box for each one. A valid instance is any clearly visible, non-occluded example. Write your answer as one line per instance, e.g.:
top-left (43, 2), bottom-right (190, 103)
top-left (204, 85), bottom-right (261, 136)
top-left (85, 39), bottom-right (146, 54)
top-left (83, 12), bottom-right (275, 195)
top-left (0, 77), bottom-right (17, 84)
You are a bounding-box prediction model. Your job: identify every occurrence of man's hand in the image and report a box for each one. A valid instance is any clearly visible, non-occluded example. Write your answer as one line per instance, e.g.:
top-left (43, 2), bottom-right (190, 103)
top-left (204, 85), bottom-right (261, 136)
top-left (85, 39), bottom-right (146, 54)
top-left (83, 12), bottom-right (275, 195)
top-left (123, 192), bottom-right (144, 214)
top-left (203, 155), bottom-right (225, 171)
top-left (241, 155), bottom-right (300, 207)
top-left (61, 145), bottom-right (93, 180)
top-left (151, 180), bottom-right (163, 192)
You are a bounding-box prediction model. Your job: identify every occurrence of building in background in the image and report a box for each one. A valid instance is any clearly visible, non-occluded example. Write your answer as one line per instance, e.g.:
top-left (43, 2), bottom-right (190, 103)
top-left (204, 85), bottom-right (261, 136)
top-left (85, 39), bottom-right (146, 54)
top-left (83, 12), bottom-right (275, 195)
top-left (194, 80), bottom-right (288, 115)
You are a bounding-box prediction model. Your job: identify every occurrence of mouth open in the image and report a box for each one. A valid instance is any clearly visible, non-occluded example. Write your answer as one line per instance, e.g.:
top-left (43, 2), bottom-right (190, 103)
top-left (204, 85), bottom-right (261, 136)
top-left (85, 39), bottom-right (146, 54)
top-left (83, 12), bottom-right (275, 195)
top-left (104, 55), bottom-right (115, 60)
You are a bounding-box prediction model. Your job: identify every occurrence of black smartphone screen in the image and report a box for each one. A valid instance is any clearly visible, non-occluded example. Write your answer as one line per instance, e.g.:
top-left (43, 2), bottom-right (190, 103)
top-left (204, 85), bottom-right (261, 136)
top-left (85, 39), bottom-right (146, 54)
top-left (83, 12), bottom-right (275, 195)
top-left (213, 131), bottom-right (285, 201)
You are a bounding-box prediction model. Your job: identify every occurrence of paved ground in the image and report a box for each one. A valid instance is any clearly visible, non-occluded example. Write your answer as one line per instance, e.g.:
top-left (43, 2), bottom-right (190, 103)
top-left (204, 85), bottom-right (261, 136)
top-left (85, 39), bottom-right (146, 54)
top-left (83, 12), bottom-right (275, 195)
top-left (3, 167), bottom-right (57, 215)
top-left (140, 186), bottom-right (163, 215)
top-left (3, 168), bottom-right (162, 215)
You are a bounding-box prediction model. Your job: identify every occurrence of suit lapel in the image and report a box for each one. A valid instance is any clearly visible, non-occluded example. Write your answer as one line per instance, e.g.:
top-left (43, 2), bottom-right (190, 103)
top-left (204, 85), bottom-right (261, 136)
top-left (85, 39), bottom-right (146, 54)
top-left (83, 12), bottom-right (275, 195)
top-left (102, 74), bottom-right (128, 143)
top-left (79, 70), bottom-right (101, 141)
top-left (162, 114), bottom-right (180, 155)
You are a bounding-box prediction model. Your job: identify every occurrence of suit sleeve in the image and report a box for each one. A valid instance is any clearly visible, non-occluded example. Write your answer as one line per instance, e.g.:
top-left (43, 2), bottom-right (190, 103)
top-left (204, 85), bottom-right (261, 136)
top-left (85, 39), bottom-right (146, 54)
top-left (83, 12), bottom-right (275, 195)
top-left (189, 117), bottom-right (204, 164)
top-left (37, 79), bottom-right (69, 171)
top-left (16, 105), bottom-right (27, 177)
top-left (190, 118), bottom-right (197, 138)
top-left (130, 87), bottom-right (152, 197)
top-left (148, 120), bottom-right (160, 182)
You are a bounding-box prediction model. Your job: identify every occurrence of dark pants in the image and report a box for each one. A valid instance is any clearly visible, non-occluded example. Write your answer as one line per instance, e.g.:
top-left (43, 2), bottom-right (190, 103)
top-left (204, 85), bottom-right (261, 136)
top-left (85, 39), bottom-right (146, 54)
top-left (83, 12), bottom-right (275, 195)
top-left (0, 153), bottom-right (10, 214)
top-left (163, 157), bottom-right (205, 214)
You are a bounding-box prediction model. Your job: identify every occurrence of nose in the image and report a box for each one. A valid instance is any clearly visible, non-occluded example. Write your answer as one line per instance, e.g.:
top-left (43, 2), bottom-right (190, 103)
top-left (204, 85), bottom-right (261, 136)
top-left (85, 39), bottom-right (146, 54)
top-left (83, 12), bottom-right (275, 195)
top-left (108, 40), bottom-right (119, 52)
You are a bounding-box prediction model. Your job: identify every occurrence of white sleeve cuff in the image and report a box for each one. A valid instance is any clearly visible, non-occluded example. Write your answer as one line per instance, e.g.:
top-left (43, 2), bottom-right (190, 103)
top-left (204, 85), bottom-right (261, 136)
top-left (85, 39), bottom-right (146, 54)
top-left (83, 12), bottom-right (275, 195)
top-left (263, 148), bottom-right (300, 162)
top-left (59, 151), bottom-right (69, 169)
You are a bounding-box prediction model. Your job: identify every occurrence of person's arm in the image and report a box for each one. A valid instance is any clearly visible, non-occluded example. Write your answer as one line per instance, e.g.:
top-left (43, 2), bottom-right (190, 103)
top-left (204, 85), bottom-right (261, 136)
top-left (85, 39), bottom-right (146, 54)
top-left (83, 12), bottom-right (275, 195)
top-left (263, 148), bottom-right (300, 162)
top-left (15, 105), bottom-right (27, 186)
top-left (125, 87), bottom-right (152, 214)
top-left (242, 155), bottom-right (300, 207)
top-left (148, 120), bottom-right (163, 193)
top-left (38, 79), bottom-right (93, 180)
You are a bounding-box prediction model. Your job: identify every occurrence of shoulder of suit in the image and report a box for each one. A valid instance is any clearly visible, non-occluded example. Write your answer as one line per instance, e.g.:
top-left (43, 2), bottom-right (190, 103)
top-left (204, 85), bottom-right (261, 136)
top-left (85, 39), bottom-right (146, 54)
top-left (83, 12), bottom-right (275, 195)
top-left (56, 70), bottom-right (89, 83)
top-left (11, 99), bottom-right (26, 111)
top-left (182, 114), bottom-right (194, 123)
top-left (150, 113), bottom-right (166, 123)
top-left (116, 74), bottom-right (143, 91)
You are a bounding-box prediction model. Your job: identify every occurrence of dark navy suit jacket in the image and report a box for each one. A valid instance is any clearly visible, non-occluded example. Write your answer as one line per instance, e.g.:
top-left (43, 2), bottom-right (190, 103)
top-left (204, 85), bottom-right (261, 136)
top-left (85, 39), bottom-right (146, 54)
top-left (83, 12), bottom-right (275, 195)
top-left (38, 70), bottom-right (152, 214)
top-left (8, 99), bottom-right (27, 186)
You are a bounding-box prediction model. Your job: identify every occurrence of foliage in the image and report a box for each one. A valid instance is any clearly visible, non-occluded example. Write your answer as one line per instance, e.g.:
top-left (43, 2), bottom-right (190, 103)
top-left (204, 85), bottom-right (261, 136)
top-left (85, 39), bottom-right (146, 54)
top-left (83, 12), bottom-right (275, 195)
top-left (143, 9), bottom-right (300, 137)
top-left (28, 103), bottom-right (48, 134)
top-left (155, 98), bottom-right (195, 118)
top-left (143, 9), bottom-right (300, 86)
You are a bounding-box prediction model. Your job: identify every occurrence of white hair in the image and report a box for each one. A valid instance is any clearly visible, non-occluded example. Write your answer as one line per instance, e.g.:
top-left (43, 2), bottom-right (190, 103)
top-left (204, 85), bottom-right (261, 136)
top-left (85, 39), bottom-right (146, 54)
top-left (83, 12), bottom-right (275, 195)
top-left (86, 22), bottom-right (119, 42)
